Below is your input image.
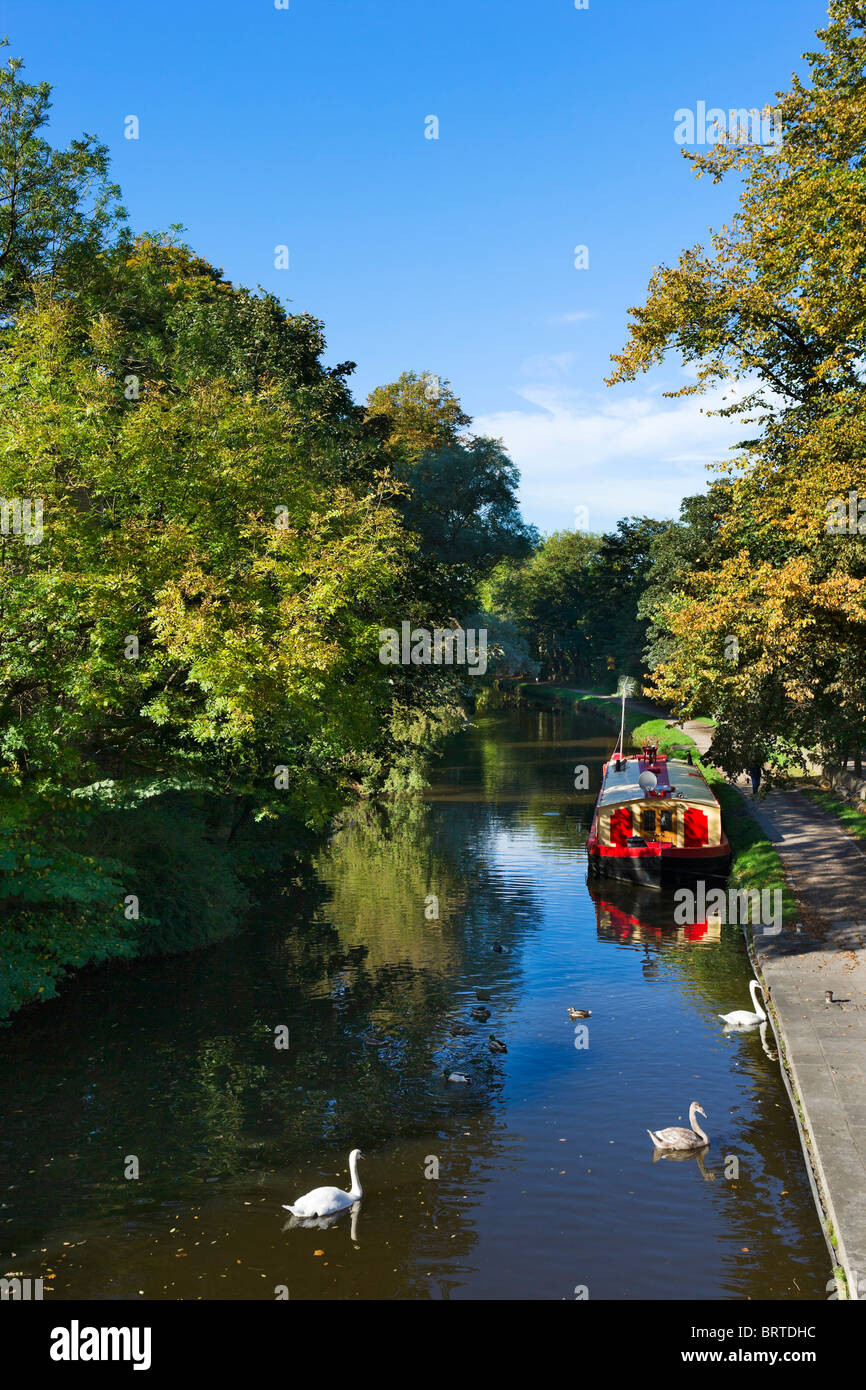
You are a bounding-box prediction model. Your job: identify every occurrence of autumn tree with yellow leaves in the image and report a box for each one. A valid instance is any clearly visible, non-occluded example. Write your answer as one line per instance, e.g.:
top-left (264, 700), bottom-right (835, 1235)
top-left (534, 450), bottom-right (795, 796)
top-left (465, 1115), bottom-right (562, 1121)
top-left (610, 0), bottom-right (866, 776)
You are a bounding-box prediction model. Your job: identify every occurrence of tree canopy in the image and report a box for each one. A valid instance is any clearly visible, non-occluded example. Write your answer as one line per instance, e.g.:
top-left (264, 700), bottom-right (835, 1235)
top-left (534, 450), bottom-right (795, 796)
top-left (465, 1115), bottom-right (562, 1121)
top-left (608, 0), bottom-right (866, 775)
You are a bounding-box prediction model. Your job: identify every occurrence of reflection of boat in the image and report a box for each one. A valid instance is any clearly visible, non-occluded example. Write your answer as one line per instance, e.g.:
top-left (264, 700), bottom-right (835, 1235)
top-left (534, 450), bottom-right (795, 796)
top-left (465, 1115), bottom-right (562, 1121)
top-left (586, 740), bottom-right (731, 886)
top-left (587, 877), bottom-right (722, 946)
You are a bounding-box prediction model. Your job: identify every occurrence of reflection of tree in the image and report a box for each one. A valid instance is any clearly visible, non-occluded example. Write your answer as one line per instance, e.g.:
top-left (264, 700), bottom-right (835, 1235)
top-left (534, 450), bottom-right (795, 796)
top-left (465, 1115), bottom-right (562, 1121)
top-left (313, 801), bottom-right (467, 973)
top-left (312, 791), bottom-right (541, 1007)
top-left (438, 706), bottom-right (610, 846)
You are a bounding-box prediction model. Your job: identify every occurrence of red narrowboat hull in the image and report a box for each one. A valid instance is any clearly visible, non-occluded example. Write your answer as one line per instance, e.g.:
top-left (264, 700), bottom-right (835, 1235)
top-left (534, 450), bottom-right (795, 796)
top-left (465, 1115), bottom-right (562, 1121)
top-left (586, 836), bottom-right (732, 887)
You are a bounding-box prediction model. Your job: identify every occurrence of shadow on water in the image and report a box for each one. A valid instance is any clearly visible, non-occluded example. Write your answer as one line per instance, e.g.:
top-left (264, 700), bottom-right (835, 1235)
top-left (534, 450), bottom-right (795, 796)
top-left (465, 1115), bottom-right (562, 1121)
top-left (0, 707), bottom-right (830, 1299)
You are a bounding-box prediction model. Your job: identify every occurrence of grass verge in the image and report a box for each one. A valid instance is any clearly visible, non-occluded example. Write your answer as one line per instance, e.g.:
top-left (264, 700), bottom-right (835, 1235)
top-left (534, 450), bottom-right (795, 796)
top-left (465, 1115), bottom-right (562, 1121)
top-left (797, 785), bottom-right (866, 843)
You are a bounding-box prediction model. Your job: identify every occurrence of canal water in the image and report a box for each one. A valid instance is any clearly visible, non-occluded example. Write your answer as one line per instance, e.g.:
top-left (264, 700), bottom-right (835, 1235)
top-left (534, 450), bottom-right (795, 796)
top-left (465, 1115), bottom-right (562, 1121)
top-left (0, 706), bottom-right (829, 1300)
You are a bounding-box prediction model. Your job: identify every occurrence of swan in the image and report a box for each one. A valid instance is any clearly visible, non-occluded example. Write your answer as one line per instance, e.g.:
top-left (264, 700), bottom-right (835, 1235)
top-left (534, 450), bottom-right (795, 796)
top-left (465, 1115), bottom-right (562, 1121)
top-left (282, 1149), bottom-right (363, 1218)
top-left (719, 980), bottom-right (766, 1028)
top-left (568, 1007), bottom-right (591, 1021)
top-left (647, 1102), bottom-right (709, 1151)
top-left (488, 1034), bottom-right (507, 1054)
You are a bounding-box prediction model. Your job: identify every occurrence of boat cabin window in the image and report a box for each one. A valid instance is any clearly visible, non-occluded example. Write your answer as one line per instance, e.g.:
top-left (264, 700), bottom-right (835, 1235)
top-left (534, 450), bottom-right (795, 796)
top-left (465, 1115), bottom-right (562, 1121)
top-left (659, 808), bottom-right (675, 832)
top-left (640, 809), bottom-right (656, 837)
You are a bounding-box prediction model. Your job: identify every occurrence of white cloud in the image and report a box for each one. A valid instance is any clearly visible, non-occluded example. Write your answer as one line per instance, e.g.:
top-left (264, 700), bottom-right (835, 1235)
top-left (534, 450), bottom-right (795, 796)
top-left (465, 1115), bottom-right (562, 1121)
top-left (473, 375), bottom-right (752, 534)
top-left (549, 311), bottom-right (598, 324)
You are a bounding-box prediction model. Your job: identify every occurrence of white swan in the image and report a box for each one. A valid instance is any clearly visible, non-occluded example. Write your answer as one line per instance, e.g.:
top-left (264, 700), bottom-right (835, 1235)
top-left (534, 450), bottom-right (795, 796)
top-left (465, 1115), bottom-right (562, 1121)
top-left (720, 980), bottom-right (766, 1028)
top-left (282, 1149), bottom-right (363, 1218)
top-left (647, 1102), bottom-right (709, 1151)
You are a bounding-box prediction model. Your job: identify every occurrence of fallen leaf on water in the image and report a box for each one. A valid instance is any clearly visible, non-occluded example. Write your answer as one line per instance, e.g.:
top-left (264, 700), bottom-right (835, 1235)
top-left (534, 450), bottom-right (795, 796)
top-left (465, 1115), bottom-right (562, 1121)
top-left (313, 1249), bottom-right (324, 1257)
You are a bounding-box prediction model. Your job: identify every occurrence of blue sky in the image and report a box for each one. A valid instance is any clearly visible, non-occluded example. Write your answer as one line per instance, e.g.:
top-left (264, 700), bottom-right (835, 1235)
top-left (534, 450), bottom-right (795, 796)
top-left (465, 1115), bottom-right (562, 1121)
top-left (5, 0), bottom-right (828, 531)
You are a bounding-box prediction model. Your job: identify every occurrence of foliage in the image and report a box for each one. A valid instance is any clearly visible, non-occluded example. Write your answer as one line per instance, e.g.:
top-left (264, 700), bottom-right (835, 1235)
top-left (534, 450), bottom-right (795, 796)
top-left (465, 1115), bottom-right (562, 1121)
top-left (368, 370), bottom-right (537, 619)
top-left (608, 1), bottom-right (866, 775)
top-left (484, 531), bottom-right (602, 678)
top-left (0, 42), bottom-right (126, 313)
top-left (367, 370), bottom-right (471, 457)
top-left (0, 792), bottom-right (135, 1019)
top-left (486, 518), bottom-right (666, 683)
top-left (0, 288), bottom-right (410, 817)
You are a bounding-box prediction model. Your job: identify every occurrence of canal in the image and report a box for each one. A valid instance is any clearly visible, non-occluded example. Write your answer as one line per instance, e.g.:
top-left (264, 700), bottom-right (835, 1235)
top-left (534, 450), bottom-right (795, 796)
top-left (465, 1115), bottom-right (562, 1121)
top-left (0, 705), bottom-right (830, 1299)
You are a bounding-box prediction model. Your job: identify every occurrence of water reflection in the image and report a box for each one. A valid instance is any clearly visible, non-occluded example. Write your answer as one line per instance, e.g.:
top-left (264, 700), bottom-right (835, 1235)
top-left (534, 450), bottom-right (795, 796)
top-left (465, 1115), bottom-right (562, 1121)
top-left (589, 878), bottom-right (724, 948)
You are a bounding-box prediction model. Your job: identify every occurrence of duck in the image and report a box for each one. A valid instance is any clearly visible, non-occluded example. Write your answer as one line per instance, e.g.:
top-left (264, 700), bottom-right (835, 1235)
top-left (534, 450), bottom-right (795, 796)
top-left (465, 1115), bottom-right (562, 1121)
top-left (475, 988), bottom-right (492, 1001)
top-left (719, 980), bottom-right (766, 1028)
top-left (444, 1071), bottom-right (471, 1084)
top-left (363, 1029), bottom-right (390, 1048)
top-left (470, 1005), bottom-right (491, 1022)
top-left (492, 942), bottom-right (510, 954)
top-left (488, 1034), bottom-right (507, 1054)
top-left (282, 1149), bottom-right (363, 1218)
top-left (567, 1007), bottom-right (591, 1021)
top-left (647, 1102), bottom-right (709, 1152)
top-left (449, 1022), bottom-right (473, 1037)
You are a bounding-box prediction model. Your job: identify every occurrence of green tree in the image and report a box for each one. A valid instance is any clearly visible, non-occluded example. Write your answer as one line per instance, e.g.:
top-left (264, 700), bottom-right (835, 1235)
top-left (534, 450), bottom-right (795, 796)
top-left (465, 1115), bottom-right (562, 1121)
top-left (485, 530), bottom-right (602, 679)
top-left (0, 292), bottom-right (408, 820)
top-left (367, 371), bottom-right (536, 617)
top-left (582, 517), bottom-right (671, 683)
top-left (0, 42), bottom-right (125, 313)
top-left (607, 0), bottom-right (866, 774)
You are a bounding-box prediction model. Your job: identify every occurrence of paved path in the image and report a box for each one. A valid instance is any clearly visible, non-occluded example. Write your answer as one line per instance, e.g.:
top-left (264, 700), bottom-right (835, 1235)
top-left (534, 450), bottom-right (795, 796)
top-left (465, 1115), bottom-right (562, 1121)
top-left (680, 716), bottom-right (866, 1299)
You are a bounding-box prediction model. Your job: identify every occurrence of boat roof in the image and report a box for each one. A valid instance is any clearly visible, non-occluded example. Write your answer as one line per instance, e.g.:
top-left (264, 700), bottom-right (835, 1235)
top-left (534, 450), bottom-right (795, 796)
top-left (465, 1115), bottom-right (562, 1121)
top-left (596, 754), bottom-right (720, 809)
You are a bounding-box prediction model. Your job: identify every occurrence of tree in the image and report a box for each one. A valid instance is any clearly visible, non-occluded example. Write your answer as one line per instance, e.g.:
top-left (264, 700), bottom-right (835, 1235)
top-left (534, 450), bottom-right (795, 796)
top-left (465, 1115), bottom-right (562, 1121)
top-left (638, 486), bottom-right (733, 672)
top-left (606, 0), bottom-right (866, 774)
top-left (0, 42), bottom-right (125, 313)
top-left (582, 517), bottom-right (672, 683)
top-left (367, 370), bottom-right (471, 459)
top-left (0, 292), bottom-right (409, 823)
top-left (367, 371), bottom-right (536, 617)
top-left (485, 530), bottom-right (602, 679)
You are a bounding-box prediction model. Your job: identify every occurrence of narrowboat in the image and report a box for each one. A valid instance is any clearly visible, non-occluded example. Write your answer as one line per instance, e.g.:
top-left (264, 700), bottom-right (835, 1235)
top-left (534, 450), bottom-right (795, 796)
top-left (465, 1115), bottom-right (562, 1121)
top-left (586, 739), bottom-right (731, 886)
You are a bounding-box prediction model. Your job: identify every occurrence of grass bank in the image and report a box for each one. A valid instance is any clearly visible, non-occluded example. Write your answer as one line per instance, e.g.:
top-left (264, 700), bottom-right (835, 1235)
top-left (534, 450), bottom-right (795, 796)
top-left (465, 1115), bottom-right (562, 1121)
top-left (797, 785), bottom-right (866, 844)
top-left (0, 788), bottom-right (315, 1023)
